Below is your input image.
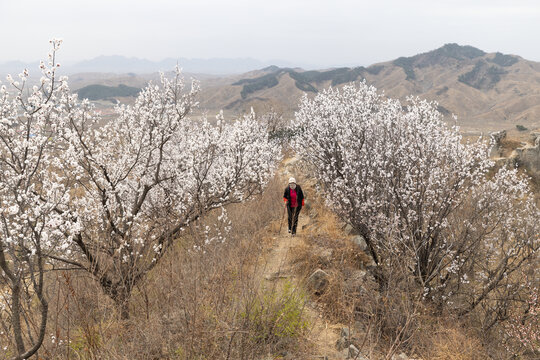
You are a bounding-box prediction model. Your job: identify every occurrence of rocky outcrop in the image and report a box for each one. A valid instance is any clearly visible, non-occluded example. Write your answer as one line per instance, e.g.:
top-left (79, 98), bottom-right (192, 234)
top-left (489, 130), bottom-right (507, 158)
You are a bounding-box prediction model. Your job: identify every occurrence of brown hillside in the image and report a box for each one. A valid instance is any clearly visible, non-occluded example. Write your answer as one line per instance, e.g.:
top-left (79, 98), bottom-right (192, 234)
top-left (194, 44), bottom-right (540, 132)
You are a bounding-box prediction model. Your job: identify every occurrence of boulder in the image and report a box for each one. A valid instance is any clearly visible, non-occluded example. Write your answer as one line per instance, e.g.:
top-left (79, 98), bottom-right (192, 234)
top-left (307, 269), bottom-right (330, 295)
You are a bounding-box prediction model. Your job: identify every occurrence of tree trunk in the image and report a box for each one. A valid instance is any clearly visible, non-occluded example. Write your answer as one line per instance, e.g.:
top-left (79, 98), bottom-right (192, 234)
top-left (109, 284), bottom-right (132, 320)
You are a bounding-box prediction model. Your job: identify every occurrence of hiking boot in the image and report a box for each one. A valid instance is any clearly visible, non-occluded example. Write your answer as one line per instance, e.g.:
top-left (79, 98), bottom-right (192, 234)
top-left (288, 229), bottom-right (291, 233)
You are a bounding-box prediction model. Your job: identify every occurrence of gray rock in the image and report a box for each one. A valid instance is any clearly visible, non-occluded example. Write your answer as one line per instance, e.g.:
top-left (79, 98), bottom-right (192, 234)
top-left (392, 353), bottom-right (409, 360)
top-left (515, 142), bottom-right (540, 177)
top-left (530, 132), bottom-right (540, 146)
top-left (340, 327), bottom-right (350, 338)
top-left (347, 344), bottom-right (360, 359)
top-left (343, 223), bottom-right (354, 235)
top-left (351, 269), bottom-right (367, 281)
top-left (347, 346), bottom-right (369, 360)
top-left (335, 336), bottom-right (349, 351)
top-left (344, 270), bottom-right (368, 294)
top-left (351, 235), bottom-right (367, 251)
top-left (307, 269), bottom-right (330, 295)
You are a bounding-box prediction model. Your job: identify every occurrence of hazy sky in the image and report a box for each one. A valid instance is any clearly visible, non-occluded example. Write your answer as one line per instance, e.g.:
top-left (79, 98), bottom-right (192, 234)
top-left (1, 0), bottom-right (540, 67)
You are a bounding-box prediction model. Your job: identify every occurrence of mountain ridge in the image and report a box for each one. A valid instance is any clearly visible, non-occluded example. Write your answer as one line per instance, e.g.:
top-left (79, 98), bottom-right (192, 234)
top-left (194, 43), bottom-right (540, 132)
top-left (5, 43), bottom-right (539, 132)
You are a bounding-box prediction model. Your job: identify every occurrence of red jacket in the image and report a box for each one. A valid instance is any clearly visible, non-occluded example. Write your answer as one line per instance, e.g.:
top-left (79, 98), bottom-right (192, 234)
top-left (283, 184), bottom-right (305, 207)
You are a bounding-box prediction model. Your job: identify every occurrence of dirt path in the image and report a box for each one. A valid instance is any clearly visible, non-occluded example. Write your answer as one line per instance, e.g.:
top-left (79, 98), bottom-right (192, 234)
top-left (261, 191), bottom-right (344, 359)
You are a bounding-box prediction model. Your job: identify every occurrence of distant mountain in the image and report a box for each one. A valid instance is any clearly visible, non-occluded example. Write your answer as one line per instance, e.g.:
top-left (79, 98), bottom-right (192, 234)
top-left (0, 60), bottom-right (40, 76)
top-left (0, 56), bottom-right (296, 75)
top-left (195, 43), bottom-right (540, 132)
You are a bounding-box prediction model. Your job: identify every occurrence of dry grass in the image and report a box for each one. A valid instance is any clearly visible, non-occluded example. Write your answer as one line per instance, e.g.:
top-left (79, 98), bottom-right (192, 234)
top-left (427, 326), bottom-right (488, 360)
top-left (4, 158), bottom-right (538, 359)
top-left (29, 174), bottom-right (314, 360)
top-left (499, 137), bottom-right (523, 157)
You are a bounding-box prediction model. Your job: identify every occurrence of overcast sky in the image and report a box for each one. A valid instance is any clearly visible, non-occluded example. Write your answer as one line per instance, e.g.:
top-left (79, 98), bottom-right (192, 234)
top-left (1, 0), bottom-right (540, 68)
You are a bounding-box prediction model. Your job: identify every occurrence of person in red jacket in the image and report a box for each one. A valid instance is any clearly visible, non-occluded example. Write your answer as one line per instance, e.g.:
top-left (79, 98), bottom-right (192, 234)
top-left (283, 177), bottom-right (305, 236)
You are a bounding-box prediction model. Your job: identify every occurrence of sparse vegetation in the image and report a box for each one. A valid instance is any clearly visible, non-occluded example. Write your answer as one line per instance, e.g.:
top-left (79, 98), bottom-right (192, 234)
top-left (516, 124), bottom-right (528, 131)
top-left (233, 72), bottom-right (280, 98)
top-left (458, 60), bottom-right (507, 89)
top-left (233, 67), bottom-right (366, 98)
top-left (245, 281), bottom-right (309, 343)
top-left (435, 86), bottom-right (449, 95)
top-left (365, 65), bottom-right (384, 75)
top-left (393, 56), bottom-right (416, 80)
top-left (393, 43), bottom-right (486, 81)
top-left (76, 83), bottom-right (141, 100)
top-left (489, 52), bottom-right (519, 67)
top-left (289, 67), bottom-right (365, 87)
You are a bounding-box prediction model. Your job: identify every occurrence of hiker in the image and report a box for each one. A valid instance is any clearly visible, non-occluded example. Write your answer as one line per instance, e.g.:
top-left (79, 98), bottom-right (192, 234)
top-left (283, 177), bottom-right (304, 236)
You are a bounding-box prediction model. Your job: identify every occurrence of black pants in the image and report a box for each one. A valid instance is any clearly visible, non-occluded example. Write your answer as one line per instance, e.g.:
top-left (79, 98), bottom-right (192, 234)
top-left (287, 206), bottom-right (301, 234)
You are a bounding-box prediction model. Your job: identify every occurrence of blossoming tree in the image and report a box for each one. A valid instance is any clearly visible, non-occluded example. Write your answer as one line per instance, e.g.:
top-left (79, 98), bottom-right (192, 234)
top-left (1, 44), bottom-right (281, 360)
top-left (53, 71), bottom-right (280, 319)
top-left (293, 83), bottom-right (539, 319)
top-left (0, 40), bottom-right (75, 360)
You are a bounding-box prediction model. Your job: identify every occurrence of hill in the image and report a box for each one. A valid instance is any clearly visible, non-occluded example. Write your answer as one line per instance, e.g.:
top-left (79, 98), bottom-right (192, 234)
top-left (76, 84), bottom-right (141, 100)
top-left (55, 44), bottom-right (540, 132)
top-left (196, 43), bottom-right (540, 132)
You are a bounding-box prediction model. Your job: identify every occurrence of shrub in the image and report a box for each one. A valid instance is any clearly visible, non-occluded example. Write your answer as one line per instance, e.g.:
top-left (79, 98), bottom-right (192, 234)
top-left (488, 52), bottom-right (519, 67)
top-left (233, 73), bottom-right (280, 99)
top-left (458, 60), bottom-right (507, 89)
top-left (505, 281), bottom-right (540, 355)
top-left (76, 84), bottom-right (141, 100)
top-left (393, 56), bottom-right (416, 80)
top-left (244, 281), bottom-right (309, 343)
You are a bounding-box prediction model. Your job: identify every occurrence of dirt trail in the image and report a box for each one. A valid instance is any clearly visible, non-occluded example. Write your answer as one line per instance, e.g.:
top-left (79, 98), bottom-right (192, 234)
top-left (260, 162), bottom-right (344, 359)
